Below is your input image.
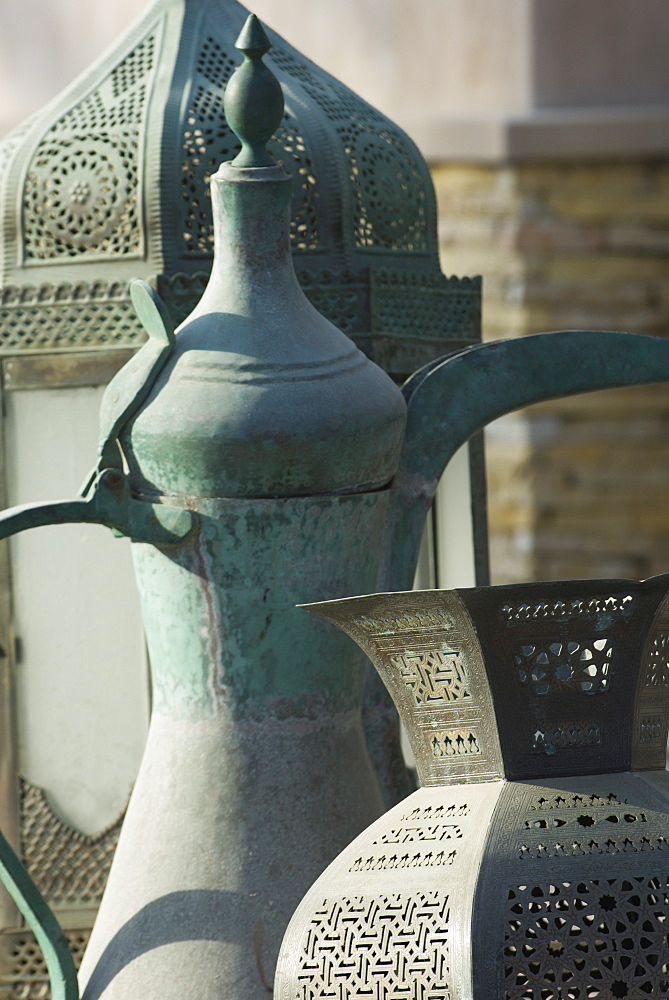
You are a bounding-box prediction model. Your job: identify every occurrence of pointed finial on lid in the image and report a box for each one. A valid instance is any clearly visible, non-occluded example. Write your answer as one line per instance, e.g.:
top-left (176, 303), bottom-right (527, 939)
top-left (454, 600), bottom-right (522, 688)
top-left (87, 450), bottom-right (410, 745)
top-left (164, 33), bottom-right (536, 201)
top-left (224, 14), bottom-right (284, 168)
top-left (235, 12), bottom-right (271, 55)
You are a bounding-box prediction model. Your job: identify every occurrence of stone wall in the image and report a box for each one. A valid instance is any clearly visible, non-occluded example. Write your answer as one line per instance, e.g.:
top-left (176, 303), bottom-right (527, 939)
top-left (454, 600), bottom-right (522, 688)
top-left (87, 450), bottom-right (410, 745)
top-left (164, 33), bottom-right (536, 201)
top-left (433, 159), bottom-right (669, 584)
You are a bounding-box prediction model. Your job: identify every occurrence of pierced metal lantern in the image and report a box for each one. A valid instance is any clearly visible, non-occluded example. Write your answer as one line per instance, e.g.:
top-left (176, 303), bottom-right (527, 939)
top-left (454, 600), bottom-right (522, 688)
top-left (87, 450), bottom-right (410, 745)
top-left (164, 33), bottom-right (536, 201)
top-left (0, 0), bottom-right (479, 375)
top-left (277, 577), bottom-right (669, 1000)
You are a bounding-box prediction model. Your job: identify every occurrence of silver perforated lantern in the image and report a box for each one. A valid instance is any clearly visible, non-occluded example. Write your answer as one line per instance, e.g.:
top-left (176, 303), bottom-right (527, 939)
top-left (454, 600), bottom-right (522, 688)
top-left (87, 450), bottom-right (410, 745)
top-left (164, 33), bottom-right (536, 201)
top-left (0, 0), bottom-right (479, 376)
top-left (277, 578), bottom-right (669, 1000)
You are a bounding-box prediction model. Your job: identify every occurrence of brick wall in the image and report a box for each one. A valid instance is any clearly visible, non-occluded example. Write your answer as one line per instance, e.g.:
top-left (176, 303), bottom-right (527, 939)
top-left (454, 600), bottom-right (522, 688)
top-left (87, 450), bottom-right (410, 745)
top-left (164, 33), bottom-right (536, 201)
top-left (432, 160), bottom-right (669, 584)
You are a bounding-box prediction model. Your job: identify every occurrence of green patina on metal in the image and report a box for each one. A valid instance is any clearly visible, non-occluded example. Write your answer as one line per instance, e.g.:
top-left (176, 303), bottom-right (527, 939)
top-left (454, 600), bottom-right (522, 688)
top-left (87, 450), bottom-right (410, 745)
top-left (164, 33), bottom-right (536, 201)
top-left (132, 491), bottom-right (392, 718)
top-left (385, 330), bottom-right (669, 593)
top-left (0, 829), bottom-right (77, 1000)
top-left (225, 16), bottom-right (284, 168)
top-left (0, 277), bottom-right (193, 547)
top-left (0, 467), bottom-right (193, 547)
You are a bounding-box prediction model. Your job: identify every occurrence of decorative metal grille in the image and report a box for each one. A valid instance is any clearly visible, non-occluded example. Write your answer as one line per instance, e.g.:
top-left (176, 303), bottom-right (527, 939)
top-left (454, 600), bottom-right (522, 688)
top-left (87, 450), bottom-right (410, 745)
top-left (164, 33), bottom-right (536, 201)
top-left (504, 877), bottom-right (669, 999)
top-left (23, 33), bottom-right (156, 261)
top-left (293, 893), bottom-right (451, 1000)
top-left (20, 780), bottom-right (123, 908)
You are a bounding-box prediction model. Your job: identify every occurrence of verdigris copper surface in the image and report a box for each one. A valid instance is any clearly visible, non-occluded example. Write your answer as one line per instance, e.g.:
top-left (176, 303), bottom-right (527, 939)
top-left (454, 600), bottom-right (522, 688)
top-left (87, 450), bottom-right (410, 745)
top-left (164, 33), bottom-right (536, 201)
top-left (76, 18), bottom-right (407, 1000)
top-left (278, 576), bottom-right (669, 1000)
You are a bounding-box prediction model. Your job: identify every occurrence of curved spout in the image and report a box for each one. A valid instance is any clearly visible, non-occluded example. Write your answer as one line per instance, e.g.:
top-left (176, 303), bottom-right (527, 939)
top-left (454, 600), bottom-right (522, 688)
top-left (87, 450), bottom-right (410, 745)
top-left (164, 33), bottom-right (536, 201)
top-left (385, 329), bottom-right (669, 591)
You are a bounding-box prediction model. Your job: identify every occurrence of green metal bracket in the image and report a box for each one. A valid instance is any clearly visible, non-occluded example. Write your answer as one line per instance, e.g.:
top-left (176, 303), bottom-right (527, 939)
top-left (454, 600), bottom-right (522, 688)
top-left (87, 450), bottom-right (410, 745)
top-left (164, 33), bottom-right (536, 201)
top-left (0, 467), bottom-right (194, 546)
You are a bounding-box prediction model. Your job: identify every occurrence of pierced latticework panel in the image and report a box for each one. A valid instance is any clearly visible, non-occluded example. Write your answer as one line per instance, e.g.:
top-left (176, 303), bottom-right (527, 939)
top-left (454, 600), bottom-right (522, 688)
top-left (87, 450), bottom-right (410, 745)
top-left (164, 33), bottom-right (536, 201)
top-left (180, 36), bottom-right (238, 255)
top-left (292, 893), bottom-right (451, 1000)
top-left (530, 720), bottom-right (603, 755)
top-left (179, 31), bottom-right (321, 257)
top-left (291, 581), bottom-right (669, 1000)
top-left (500, 594), bottom-right (635, 624)
top-left (0, 281), bottom-right (145, 353)
top-left (514, 638), bottom-right (613, 697)
top-left (0, 928), bottom-right (88, 1000)
top-left (349, 800), bottom-right (470, 875)
top-left (369, 271), bottom-right (481, 350)
top-left (471, 773), bottom-right (669, 996)
top-left (268, 48), bottom-right (427, 255)
top-left (273, 119), bottom-right (319, 253)
top-left (642, 633), bottom-right (669, 687)
top-left (19, 779), bottom-right (123, 909)
top-left (504, 877), bottom-right (669, 999)
top-left (0, 0), bottom-right (481, 366)
top-left (391, 649), bottom-right (472, 707)
top-left (461, 578), bottom-right (669, 779)
top-left (275, 781), bottom-right (503, 1000)
top-left (23, 32), bottom-right (156, 261)
top-left (312, 591), bottom-right (504, 786)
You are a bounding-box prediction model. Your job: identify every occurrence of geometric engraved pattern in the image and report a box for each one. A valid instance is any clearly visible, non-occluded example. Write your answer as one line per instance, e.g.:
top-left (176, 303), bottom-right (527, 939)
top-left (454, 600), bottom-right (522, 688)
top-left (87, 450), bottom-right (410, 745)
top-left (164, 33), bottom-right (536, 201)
top-left (515, 789), bottom-right (667, 862)
top-left (296, 268), bottom-right (368, 337)
top-left (518, 803), bottom-right (667, 861)
top-left (639, 714), bottom-right (663, 742)
top-left (514, 639), bottom-right (613, 696)
top-left (529, 792), bottom-right (626, 811)
top-left (273, 119), bottom-right (319, 252)
top-left (23, 34), bottom-right (155, 259)
top-left (350, 133), bottom-right (425, 250)
top-left (268, 48), bottom-right (428, 253)
top-left (349, 851), bottom-right (457, 874)
top-left (24, 135), bottom-right (140, 258)
top-left (642, 633), bottom-right (669, 688)
top-left (352, 611), bottom-right (457, 635)
top-left (532, 721), bottom-right (602, 754)
top-left (390, 650), bottom-right (471, 707)
top-left (517, 835), bottom-right (669, 861)
top-left (0, 282), bottom-right (145, 353)
top-left (401, 804), bottom-right (470, 822)
top-left (20, 779), bottom-right (123, 908)
top-left (370, 271), bottom-right (481, 345)
top-left (632, 592), bottom-right (669, 769)
top-left (375, 824), bottom-right (464, 846)
top-left (294, 894), bottom-right (450, 1000)
top-left (501, 594), bottom-right (634, 624)
top-left (524, 807), bottom-right (647, 830)
top-left (504, 877), bottom-right (669, 999)
top-left (0, 928), bottom-right (89, 1000)
top-left (180, 35), bottom-right (237, 254)
top-left (431, 731), bottom-right (481, 758)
